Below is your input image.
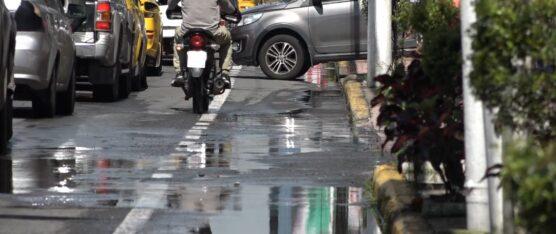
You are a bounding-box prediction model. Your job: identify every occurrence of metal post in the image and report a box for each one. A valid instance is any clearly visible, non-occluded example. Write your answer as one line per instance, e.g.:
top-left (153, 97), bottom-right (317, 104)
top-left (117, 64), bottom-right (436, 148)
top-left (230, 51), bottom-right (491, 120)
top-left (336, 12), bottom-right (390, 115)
top-left (367, 0), bottom-right (376, 87)
top-left (461, 0), bottom-right (491, 231)
top-left (367, 0), bottom-right (393, 87)
top-left (484, 110), bottom-right (504, 234)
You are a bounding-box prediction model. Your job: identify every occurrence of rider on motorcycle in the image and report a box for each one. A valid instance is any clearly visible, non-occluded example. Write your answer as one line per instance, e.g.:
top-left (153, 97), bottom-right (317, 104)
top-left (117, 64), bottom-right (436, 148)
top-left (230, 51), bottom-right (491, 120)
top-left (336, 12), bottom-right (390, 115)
top-left (167, 0), bottom-right (241, 94)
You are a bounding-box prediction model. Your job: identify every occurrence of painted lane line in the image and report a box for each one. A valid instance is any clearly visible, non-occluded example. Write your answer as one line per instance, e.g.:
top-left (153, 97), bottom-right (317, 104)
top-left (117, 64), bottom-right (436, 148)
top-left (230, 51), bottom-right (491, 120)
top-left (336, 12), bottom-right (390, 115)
top-left (113, 69), bottom-right (239, 234)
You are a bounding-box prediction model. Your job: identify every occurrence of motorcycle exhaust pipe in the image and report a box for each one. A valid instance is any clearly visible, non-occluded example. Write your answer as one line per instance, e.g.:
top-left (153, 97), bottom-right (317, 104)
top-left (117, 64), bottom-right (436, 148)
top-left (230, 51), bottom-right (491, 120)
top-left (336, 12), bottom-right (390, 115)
top-left (212, 78), bottom-right (226, 95)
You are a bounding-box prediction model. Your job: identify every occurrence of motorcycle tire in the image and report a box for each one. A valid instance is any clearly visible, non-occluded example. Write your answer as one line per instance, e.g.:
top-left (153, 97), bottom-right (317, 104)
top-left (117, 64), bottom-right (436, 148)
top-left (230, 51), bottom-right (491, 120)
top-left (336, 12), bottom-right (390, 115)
top-left (191, 77), bottom-right (209, 114)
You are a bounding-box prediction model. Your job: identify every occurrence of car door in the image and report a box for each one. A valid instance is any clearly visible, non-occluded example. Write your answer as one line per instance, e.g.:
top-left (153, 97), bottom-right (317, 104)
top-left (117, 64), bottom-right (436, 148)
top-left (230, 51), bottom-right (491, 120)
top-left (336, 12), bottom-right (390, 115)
top-left (308, 0), bottom-right (367, 55)
top-left (51, 0), bottom-right (75, 87)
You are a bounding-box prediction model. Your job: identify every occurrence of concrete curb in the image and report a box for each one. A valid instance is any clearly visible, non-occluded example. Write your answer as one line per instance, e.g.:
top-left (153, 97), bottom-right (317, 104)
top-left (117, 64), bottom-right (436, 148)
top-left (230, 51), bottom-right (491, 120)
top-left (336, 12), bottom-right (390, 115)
top-left (373, 164), bottom-right (430, 234)
top-left (339, 75), bottom-right (372, 128)
top-left (339, 75), bottom-right (431, 233)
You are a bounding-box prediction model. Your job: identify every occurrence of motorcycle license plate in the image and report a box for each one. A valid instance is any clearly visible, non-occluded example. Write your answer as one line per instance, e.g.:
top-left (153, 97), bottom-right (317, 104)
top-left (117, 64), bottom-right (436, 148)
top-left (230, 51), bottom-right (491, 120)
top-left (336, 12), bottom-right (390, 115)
top-left (187, 51), bottom-right (207, 68)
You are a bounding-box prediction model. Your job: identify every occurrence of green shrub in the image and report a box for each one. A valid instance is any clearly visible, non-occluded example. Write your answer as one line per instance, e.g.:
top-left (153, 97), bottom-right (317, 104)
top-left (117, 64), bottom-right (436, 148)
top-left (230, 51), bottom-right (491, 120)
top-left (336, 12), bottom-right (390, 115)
top-left (374, 0), bottom-right (465, 194)
top-left (472, 0), bottom-right (556, 142)
top-left (502, 140), bottom-right (556, 233)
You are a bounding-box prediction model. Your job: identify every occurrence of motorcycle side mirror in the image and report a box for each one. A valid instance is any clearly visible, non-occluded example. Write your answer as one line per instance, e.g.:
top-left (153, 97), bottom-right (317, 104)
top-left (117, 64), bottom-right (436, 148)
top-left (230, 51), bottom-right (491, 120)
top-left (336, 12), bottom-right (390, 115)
top-left (166, 6), bottom-right (182, 19)
top-left (223, 15), bottom-right (240, 24)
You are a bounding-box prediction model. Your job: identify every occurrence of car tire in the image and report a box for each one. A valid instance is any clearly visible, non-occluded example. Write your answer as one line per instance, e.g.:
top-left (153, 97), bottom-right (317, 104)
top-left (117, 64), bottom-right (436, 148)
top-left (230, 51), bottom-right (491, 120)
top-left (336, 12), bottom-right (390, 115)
top-left (0, 98), bottom-right (9, 154)
top-left (32, 67), bottom-right (57, 118)
top-left (148, 45), bottom-right (163, 76)
top-left (298, 60), bottom-right (312, 77)
top-left (56, 68), bottom-right (76, 115)
top-left (0, 69), bottom-right (12, 153)
top-left (258, 35), bottom-right (306, 80)
top-left (93, 61), bottom-right (120, 102)
top-left (119, 71), bottom-right (131, 99)
top-left (131, 65), bottom-right (144, 91)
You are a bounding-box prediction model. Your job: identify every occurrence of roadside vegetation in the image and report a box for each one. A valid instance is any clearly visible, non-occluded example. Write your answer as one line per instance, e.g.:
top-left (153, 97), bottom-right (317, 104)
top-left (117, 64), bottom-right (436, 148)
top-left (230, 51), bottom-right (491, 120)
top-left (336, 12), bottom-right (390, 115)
top-left (371, 0), bottom-right (464, 196)
top-left (472, 0), bottom-right (556, 231)
top-left (367, 0), bottom-right (555, 231)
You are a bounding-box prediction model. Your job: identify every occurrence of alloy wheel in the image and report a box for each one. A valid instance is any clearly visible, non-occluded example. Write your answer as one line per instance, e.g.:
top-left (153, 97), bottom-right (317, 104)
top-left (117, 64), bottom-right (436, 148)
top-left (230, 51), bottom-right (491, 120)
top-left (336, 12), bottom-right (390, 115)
top-left (265, 42), bottom-right (298, 75)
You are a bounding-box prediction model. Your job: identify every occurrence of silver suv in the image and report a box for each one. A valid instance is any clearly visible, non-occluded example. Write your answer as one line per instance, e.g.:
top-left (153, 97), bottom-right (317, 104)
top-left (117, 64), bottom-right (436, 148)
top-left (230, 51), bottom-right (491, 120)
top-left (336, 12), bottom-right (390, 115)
top-left (231, 0), bottom-right (367, 80)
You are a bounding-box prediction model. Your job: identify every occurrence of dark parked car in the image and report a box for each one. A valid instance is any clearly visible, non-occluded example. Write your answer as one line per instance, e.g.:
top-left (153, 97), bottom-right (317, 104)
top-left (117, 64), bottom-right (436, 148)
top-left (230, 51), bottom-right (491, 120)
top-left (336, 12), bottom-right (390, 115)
top-left (8, 0), bottom-right (77, 117)
top-left (231, 0), bottom-right (368, 79)
top-left (0, 0), bottom-right (16, 152)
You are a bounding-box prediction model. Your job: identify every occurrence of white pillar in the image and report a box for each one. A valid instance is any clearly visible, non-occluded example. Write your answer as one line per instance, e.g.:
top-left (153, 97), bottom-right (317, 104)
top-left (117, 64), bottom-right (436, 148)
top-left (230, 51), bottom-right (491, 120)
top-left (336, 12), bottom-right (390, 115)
top-left (460, 0), bottom-right (491, 231)
top-left (367, 0), bottom-right (392, 87)
top-left (484, 110), bottom-right (504, 234)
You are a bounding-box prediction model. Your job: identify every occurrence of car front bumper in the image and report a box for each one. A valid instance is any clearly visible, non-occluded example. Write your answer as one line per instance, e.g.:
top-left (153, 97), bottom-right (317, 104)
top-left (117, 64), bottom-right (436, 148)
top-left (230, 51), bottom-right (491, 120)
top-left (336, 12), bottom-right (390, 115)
top-left (231, 25), bottom-right (257, 66)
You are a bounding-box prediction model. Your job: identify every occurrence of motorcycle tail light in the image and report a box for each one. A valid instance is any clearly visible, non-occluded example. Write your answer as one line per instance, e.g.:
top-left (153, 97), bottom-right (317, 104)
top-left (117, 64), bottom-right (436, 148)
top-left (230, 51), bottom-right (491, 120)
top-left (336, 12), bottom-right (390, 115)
top-left (189, 34), bottom-right (206, 50)
top-left (95, 1), bottom-right (111, 31)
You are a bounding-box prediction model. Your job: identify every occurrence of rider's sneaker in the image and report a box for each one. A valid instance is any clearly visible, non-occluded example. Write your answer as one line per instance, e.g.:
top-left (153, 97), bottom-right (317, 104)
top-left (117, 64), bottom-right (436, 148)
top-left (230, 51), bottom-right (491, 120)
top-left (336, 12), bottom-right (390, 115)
top-left (222, 74), bottom-right (231, 89)
top-left (171, 74), bottom-right (186, 87)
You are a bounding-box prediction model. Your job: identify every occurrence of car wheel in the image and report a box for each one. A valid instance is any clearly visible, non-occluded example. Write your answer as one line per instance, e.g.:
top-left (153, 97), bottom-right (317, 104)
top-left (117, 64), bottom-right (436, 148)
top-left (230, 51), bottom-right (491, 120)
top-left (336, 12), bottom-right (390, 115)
top-left (131, 65), bottom-right (144, 91)
top-left (32, 67), bottom-right (57, 118)
top-left (7, 94), bottom-right (12, 140)
top-left (0, 98), bottom-right (8, 154)
top-left (56, 68), bottom-right (76, 115)
top-left (93, 61), bottom-right (120, 102)
top-left (119, 71), bottom-right (131, 99)
top-left (258, 35), bottom-right (306, 80)
top-left (0, 69), bottom-right (11, 153)
top-left (298, 60), bottom-right (312, 77)
top-left (148, 44), bottom-right (163, 76)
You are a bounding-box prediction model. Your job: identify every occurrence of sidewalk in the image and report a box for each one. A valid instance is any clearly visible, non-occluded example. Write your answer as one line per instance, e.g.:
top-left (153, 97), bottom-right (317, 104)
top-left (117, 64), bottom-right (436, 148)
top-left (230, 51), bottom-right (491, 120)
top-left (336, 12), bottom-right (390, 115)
top-left (335, 60), bottom-right (472, 234)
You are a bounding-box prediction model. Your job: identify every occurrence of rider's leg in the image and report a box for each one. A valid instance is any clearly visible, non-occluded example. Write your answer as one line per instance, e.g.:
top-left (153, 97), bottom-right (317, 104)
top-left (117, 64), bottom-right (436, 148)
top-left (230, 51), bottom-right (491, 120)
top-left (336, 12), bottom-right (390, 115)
top-left (214, 25), bottom-right (233, 87)
top-left (172, 27), bottom-right (186, 87)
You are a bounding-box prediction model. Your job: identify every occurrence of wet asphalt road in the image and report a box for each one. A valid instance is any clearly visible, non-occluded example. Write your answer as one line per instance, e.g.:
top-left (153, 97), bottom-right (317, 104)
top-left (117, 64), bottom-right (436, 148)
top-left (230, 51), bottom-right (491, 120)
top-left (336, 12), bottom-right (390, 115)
top-left (0, 64), bottom-right (383, 234)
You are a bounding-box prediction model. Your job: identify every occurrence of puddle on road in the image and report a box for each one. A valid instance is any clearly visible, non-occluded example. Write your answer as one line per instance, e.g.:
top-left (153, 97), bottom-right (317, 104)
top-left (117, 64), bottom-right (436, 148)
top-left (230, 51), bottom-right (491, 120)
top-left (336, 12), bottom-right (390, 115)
top-left (0, 71), bottom-right (382, 233)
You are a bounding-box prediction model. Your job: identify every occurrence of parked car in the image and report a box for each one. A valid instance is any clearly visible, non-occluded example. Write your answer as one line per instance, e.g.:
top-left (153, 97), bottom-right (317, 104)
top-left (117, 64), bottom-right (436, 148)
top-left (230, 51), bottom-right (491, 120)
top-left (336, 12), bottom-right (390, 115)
top-left (125, 0), bottom-right (147, 91)
top-left (0, 0), bottom-right (16, 152)
top-left (8, 0), bottom-right (77, 117)
top-left (231, 0), bottom-right (368, 79)
top-left (68, 0), bottom-right (142, 101)
top-left (157, 0), bottom-right (181, 57)
top-left (140, 0), bottom-right (163, 75)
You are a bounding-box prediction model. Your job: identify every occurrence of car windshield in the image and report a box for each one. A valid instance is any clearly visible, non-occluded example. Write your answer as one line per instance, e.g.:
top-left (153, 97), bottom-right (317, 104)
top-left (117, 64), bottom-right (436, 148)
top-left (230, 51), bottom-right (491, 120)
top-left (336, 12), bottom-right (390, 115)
top-left (5, 0), bottom-right (22, 11)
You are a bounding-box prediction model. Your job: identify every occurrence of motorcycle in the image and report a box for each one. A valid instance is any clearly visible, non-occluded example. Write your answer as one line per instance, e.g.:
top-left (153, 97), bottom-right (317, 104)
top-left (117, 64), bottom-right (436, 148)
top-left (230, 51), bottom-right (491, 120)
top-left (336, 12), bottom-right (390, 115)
top-left (167, 9), bottom-right (240, 114)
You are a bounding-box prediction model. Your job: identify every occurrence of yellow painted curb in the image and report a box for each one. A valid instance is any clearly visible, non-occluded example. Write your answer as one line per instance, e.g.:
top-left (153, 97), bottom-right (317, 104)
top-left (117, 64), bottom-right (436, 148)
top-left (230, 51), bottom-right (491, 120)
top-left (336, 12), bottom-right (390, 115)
top-left (373, 164), bottom-right (430, 234)
top-left (341, 76), bottom-right (371, 124)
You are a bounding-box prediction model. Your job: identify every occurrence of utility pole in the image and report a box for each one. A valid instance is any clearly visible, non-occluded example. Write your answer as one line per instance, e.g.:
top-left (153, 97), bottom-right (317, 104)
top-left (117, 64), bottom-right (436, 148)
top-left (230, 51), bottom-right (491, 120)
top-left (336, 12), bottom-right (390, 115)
top-left (461, 0), bottom-right (503, 232)
top-left (367, 0), bottom-right (393, 87)
top-left (460, 0), bottom-right (490, 231)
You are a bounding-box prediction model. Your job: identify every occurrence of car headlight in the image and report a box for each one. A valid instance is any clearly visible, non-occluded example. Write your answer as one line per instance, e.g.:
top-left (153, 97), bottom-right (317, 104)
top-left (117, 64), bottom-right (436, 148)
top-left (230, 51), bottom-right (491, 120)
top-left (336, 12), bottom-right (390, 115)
top-left (237, 13), bottom-right (263, 27)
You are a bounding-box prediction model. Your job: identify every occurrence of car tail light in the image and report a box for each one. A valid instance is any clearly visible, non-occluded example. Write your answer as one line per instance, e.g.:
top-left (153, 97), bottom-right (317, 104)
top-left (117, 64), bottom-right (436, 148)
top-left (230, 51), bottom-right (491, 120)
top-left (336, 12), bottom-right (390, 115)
top-left (189, 34), bottom-right (205, 50)
top-left (14, 1), bottom-right (45, 31)
top-left (95, 1), bottom-right (111, 31)
top-left (146, 30), bottom-right (155, 40)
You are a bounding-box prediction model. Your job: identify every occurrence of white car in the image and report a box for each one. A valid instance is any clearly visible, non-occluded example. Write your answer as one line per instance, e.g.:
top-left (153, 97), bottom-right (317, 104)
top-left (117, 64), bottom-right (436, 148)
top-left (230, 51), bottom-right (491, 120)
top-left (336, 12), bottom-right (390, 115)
top-left (158, 0), bottom-right (181, 56)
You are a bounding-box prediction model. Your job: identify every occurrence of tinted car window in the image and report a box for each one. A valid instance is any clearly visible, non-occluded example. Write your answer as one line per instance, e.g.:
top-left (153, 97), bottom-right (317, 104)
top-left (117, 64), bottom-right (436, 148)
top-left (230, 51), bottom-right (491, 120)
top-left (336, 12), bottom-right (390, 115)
top-left (70, 1), bottom-right (94, 32)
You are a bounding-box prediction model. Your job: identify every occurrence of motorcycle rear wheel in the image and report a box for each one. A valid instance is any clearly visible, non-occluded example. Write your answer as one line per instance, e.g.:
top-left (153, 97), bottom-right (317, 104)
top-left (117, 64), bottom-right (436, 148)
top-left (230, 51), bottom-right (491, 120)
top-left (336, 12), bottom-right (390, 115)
top-left (191, 77), bottom-right (209, 114)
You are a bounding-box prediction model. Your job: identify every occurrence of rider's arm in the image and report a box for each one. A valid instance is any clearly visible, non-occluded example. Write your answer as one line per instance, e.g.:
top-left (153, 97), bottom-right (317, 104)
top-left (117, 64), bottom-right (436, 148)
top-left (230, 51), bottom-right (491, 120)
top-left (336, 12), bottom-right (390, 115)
top-left (218, 0), bottom-right (238, 15)
top-left (167, 0), bottom-right (179, 11)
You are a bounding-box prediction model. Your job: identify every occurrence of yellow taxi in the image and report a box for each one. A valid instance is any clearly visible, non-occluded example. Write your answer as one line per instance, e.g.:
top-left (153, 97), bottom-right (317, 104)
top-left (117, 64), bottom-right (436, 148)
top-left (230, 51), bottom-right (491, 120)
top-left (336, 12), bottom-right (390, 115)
top-left (238, 0), bottom-right (256, 11)
top-left (140, 0), bottom-right (163, 75)
top-left (125, 0), bottom-right (148, 90)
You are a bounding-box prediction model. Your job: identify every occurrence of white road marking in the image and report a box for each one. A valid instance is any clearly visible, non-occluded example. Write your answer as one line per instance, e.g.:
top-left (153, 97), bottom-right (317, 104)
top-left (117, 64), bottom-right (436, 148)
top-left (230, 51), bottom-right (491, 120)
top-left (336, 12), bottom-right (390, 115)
top-left (113, 67), bottom-right (240, 234)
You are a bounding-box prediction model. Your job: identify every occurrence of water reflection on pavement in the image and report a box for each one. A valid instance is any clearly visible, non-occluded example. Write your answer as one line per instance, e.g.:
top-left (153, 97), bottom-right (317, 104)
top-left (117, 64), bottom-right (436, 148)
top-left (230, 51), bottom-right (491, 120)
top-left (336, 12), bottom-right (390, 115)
top-left (0, 66), bottom-right (382, 233)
